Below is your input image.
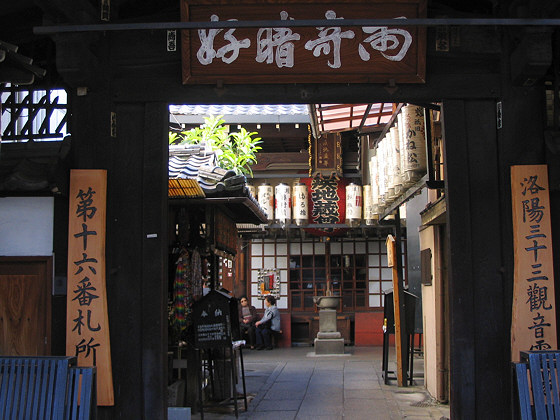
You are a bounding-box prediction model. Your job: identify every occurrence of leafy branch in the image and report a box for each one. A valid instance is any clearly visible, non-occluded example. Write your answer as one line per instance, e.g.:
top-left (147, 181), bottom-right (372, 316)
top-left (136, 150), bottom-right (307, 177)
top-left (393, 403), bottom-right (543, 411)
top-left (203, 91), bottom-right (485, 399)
top-left (170, 115), bottom-right (262, 176)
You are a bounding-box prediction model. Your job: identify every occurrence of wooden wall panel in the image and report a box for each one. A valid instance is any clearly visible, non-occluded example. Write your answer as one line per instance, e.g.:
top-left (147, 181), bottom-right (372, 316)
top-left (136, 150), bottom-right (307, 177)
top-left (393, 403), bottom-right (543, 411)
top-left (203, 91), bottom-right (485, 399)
top-left (70, 96), bottom-right (168, 419)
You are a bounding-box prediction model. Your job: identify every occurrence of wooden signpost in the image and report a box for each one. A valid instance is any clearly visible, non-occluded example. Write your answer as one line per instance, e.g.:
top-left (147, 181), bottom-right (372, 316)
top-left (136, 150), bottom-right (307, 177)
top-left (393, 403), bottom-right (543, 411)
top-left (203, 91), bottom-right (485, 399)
top-left (67, 169), bottom-right (114, 405)
top-left (511, 164), bottom-right (557, 361)
top-left (387, 234), bottom-right (406, 386)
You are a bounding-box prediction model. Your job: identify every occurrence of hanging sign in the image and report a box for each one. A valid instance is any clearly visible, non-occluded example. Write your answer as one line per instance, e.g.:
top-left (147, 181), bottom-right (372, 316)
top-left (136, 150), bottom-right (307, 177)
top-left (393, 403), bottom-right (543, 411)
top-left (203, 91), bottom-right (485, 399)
top-left (510, 165), bottom-right (557, 361)
top-left (314, 132), bottom-right (342, 177)
top-left (66, 169), bottom-right (114, 406)
top-left (214, 208), bottom-right (238, 255)
top-left (180, 0), bottom-right (426, 84)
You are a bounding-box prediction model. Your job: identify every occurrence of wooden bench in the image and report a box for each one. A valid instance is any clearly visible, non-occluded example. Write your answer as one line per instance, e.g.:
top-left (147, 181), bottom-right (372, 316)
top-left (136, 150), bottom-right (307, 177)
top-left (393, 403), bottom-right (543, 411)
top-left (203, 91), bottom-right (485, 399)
top-left (0, 356), bottom-right (97, 420)
top-left (271, 330), bottom-right (283, 348)
top-left (514, 351), bottom-right (560, 420)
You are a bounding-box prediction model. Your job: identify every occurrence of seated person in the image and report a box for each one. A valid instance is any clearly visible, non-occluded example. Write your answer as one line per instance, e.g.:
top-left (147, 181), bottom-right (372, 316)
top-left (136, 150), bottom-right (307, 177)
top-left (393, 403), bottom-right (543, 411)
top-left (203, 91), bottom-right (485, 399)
top-left (238, 296), bottom-right (258, 349)
top-left (255, 295), bottom-right (281, 350)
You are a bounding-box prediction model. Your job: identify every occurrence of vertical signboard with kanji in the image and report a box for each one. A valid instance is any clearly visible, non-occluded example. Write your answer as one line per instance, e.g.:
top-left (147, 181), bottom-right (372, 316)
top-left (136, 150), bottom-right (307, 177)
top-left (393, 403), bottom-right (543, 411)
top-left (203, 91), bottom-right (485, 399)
top-left (511, 165), bottom-right (557, 361)
top-left (67, 169), bottom-right (114, 405)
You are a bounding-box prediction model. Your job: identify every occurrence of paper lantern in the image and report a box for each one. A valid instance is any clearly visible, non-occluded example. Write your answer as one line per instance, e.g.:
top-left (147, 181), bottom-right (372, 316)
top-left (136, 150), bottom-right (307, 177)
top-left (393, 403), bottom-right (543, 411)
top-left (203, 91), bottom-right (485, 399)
top-left (345, 183), bottom-right (362, 227)
top-left (390, 125), bottom-right (402, 196)
top-left (257, 183), bottom-right (274, 223)
top-left (292, 183), bottom-right (309, 226)
top-left (274, 183), bottom-right (291, 226)
top-left (369, 155), bottom-right (379, 216)
top-left (363, 185), bottom-right (377, 225)
top-left (401, 104), bottom-right (427, 183)
top-left (247, 184), bottom-right (256, 199)
top-left (300, 177), bottom-right (348, 237)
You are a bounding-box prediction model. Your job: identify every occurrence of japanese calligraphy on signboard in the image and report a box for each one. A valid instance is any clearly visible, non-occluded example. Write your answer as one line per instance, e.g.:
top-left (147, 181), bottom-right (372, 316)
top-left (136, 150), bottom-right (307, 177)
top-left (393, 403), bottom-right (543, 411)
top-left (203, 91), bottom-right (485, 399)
top-left (511, 165), bottom-right (557, 361)
top-left (66, 170), bottom-right (114, 405)
top-left (314, 132), bottom-right (342, 177)
top-left (180, 0), bottom-right (426, 84)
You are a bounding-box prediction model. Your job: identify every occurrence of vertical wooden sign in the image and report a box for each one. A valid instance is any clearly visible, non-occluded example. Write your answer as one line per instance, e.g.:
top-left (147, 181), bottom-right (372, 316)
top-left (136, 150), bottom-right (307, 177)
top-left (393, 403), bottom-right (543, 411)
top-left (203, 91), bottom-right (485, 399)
top-left (511, 165), bottom-right (557, 361)
top-left (387, 235), bottom-right (406, 386)
top-left (67, 169), bottom-right (114, 405)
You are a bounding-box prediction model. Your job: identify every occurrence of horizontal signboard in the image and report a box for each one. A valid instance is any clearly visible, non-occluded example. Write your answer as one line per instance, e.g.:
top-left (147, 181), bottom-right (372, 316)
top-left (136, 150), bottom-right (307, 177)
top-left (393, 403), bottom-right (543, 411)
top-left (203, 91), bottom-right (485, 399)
top-left (181, 0), bottom-right (426, 84)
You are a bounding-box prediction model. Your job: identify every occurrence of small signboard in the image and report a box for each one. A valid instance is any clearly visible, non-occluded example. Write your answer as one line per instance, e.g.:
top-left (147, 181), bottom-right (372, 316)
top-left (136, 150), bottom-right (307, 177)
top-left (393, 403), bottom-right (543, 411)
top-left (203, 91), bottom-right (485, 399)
top-left (314, 133), bottom-right (342, 177)
top-left (193, 290), bottom-right (240, 349)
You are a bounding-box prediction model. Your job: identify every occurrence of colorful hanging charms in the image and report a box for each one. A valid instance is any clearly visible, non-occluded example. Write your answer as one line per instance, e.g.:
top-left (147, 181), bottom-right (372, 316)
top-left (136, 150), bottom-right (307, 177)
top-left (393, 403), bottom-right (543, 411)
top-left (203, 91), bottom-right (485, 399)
top-left (173, 250), bottom-right (190, 332)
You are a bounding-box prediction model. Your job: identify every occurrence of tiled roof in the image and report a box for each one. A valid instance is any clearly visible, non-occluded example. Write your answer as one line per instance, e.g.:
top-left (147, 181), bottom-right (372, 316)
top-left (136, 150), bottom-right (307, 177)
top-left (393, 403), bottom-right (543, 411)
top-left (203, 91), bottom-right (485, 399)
top-left (169, 104), bottom-right (308, 116)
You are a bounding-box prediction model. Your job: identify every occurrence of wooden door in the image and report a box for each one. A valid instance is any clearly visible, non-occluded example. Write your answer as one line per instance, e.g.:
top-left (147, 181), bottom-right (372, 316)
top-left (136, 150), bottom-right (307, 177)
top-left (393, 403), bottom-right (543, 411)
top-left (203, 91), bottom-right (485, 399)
top-left (0, 256), bottom-right (52, 355)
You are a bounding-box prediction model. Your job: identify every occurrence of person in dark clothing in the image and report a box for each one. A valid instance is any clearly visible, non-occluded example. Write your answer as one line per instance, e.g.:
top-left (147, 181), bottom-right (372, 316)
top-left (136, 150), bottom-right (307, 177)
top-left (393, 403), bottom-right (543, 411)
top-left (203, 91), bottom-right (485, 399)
top-left (238, 295), bottom-right (258, 349)
top-left (255, 295), bottom-right (281, 350)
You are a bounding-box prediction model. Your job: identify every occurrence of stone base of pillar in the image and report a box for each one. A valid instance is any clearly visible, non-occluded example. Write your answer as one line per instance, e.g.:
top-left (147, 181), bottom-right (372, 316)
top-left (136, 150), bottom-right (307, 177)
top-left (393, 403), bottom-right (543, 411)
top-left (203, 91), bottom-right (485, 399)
top-left (314, 337), bottom-right (345, 355)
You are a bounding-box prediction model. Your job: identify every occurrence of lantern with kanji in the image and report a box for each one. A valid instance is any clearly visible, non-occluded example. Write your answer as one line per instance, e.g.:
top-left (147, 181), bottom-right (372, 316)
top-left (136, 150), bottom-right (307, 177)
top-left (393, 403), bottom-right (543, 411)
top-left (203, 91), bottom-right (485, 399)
top-left (345, 183), bottom-right (363, 227)
top-left (274, 183), bottom-right (291, 227)
top-left (258, 183), bottom-right (274, 223)
top-left (292, 183), bottom-right (309, 226)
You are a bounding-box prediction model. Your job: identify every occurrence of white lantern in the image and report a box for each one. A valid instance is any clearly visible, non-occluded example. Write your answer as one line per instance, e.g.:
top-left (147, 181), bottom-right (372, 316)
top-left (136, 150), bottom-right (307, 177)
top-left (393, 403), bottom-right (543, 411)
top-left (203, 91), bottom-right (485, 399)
top-left (402, 104), bottom-right (427, 182)
top-left (363, 185), bottom-right (377, 225)
top-left (274, 183), bottom-right (291, 226)
top-left (390, 125), bottom-right (402, 196)
top-left (292, 183), bottom-right (308, 226)
top-left (258, 183), bottom-right (274, 223)
top-left (345, 183), bottom-right (362, 227)
top-left (369, 155), bottom-right (379, 215)
top-left (247, 184), bottom-right (256, 199)
top-left (377, 139), bottom-right (387, 212)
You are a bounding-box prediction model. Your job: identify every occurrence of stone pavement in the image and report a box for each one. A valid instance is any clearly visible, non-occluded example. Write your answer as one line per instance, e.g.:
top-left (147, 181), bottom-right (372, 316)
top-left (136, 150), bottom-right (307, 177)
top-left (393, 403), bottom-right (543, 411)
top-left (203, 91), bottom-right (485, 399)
top-left (190, 346), bottom-right (450, 420)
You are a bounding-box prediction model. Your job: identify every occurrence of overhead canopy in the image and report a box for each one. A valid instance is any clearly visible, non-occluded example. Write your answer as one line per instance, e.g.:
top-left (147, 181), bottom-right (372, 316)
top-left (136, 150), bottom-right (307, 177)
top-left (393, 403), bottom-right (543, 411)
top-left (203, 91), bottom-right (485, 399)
top-left (311, 103), bottom-right (395, 135)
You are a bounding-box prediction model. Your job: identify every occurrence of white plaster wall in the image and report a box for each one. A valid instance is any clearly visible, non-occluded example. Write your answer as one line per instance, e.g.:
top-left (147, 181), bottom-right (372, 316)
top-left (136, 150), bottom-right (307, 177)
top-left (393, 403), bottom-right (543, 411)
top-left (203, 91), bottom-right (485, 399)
top-left (0, 197), bottom-right (54, 256)
top-left (419, 226), bottom-right (438, 399)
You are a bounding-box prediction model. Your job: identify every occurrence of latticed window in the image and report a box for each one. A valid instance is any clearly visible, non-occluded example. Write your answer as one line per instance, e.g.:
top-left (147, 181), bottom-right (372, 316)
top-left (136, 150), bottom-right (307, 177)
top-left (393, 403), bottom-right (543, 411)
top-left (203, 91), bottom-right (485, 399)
top-left (250, 237), bottom-right (405, 312)
top-left (1, 85), bottom-right (68, 142)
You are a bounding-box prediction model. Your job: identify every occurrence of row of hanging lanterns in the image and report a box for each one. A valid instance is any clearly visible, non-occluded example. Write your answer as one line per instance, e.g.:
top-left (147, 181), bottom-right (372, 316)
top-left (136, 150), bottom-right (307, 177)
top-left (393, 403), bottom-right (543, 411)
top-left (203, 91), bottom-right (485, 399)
top-left (245, 105), bottom-right (427, 227)
top-left (369, 104), bottom-right (427, 218)
top-left (249, 182), bottom-right (310, 227)
top-left (249, 181), bottom-right (370, 227)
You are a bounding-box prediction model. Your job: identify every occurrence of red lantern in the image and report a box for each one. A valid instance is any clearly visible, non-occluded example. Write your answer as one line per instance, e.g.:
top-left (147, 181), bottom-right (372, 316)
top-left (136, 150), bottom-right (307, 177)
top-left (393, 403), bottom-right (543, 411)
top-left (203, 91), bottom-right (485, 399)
top-left (300, 177), bottom-right (349, 237)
